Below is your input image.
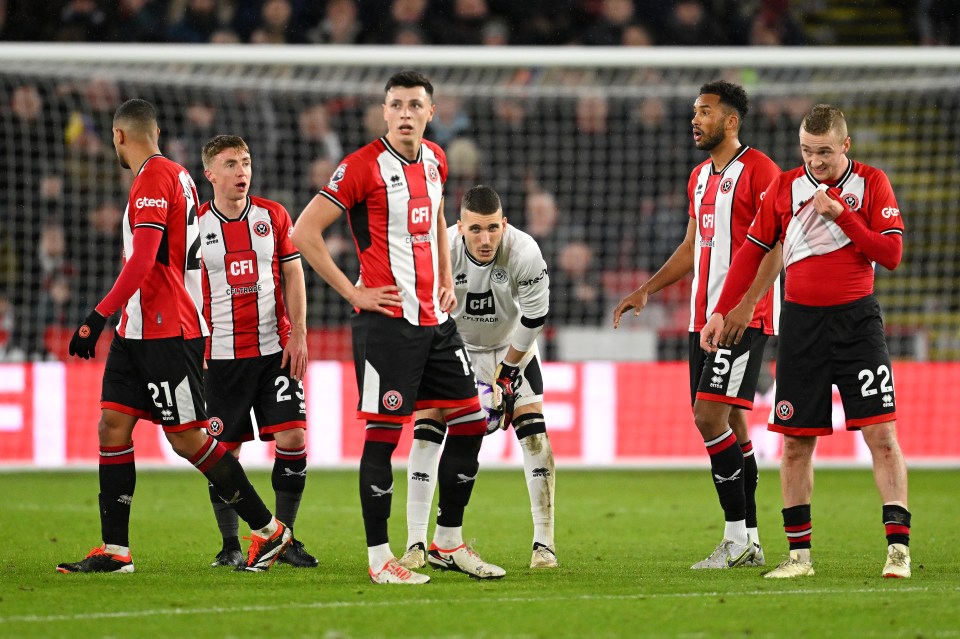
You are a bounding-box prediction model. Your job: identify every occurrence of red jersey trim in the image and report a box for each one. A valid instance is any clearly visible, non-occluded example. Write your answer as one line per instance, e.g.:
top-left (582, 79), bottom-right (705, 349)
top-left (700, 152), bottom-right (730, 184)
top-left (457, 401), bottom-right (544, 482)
top-left (100, 401), bottom-right (152, 421)
top-left (768, 423), bottom-right (833, 436)
top-left (695, 392), bottom-right (754, 409)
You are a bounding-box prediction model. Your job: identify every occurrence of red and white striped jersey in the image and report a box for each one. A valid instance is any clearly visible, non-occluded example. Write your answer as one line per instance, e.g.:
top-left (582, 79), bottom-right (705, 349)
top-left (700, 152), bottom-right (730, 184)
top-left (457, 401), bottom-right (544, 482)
top-left (320, 137), bottom-right (448, 326)
top-left (687, 146), bottom-right (782, 334)
top-left (746, 161), bottom-right (904, 306)
top-left (118, 155), bottom-right (208, 340)
top-left (199, 196), bottom-right (299, 359)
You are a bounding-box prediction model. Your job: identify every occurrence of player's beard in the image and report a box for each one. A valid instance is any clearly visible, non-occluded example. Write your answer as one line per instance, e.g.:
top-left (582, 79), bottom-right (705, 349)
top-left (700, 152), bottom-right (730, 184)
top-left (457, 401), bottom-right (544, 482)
top-left (695, 127), bottom-right (725, 152)
top-left (115, 148), bottom-right (130, 170)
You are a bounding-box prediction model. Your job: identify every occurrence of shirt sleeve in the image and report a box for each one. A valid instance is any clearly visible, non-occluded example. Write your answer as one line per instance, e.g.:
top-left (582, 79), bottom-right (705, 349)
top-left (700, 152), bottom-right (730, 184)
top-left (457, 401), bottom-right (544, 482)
top-left (275, 204), bottom-right (300, 261)
top-left (514, 236), bottom-right (550, 320)
top-left (129, 167), bottom-right (173, 230)
top-left (320, 152), bottom-right (366, 211)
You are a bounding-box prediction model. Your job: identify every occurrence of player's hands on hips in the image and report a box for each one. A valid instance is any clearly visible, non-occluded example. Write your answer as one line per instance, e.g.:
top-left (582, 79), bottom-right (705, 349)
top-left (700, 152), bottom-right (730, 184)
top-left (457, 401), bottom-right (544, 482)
top-left (69, 310), bottom-right (107, 359)
top-left (720, 301), bottom-right (755, 347)
top-left (490, 361), bottom-right (521, 430)
top-left (700, 312), bottom-right (725, 354)
top-left (612, 287), bottom-right (649, 329)
top-left (351, 284), bottom-right (403, 316)
top-left (281, 327), bottom-right (308, 381)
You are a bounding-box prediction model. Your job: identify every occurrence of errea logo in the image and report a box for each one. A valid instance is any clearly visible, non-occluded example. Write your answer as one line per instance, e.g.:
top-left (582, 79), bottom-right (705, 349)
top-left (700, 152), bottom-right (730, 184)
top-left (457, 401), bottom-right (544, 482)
top-left (136, 196), bottom-right (168, 209)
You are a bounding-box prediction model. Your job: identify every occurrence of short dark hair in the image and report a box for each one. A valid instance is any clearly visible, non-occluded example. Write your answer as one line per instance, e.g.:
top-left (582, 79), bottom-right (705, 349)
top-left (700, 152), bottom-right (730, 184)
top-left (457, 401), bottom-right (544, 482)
top-left (699, 80), bottom-right (749, 120)
top-left (801, 104), bottom-right (848, 139)
top-left (384, 70), bottom-right (434, 99)
top-left (202, 135), bottom-right (250, 169)
top-left (461, 185), bottom-right (502, 215)
top-left (113, 98), bottom-right (157, 128)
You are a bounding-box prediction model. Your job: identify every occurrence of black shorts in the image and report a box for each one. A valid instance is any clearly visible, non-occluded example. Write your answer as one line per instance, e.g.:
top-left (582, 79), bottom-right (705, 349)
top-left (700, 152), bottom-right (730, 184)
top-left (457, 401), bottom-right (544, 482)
top-left (689, 328), bottom-right (768, 409)
top-left (101, 335), bottom-right (207, 432)
top-left (771, 295), bottom-right (896, 436)
top-left (351, 312), bottom-right (478, 423)
top-left (204, 350), bottom-right (307, 444)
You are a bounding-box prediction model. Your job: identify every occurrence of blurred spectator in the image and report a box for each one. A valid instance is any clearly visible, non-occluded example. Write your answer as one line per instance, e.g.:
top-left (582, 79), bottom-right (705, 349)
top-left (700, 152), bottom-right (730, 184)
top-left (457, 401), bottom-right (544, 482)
top-left (167, 0), bottom-right (224, 42)
top-left (622, 22), bottom-right (654, 45)
top-left (426, 95), bottom-right (472, 147)
top-left (55, 0), bottom-right (110, 41)
top-left (250, 0), bottom-right (304, 44)
top-left (109, 0), bottom-right (170, 42)
top-left (917, 0), bottom-right (960, 45)
top-left (580, 0), bottom-right (636, 45)
top-left (366, 0), bottom-right (437, 44)
top-left (481, 17), bottom-right (510, 45)
top-left (747, 0), bottom-right (805, 46)
top-left (308, 0), bottom-right (363, 44)
top-left (0, 289), bottom-right (15, 360)
top-left (550, 240), bottom-right (607, 325)
top-left (523, 190), bottom-right (567, 270)
top-left (437, 0), bottom-right (498, 45)
top-left (72, 201), bottom-right (124, 310)
top-left (660, 0), bottom-right (728, 46)
top-left (444, 137), bottom-right (484, 222)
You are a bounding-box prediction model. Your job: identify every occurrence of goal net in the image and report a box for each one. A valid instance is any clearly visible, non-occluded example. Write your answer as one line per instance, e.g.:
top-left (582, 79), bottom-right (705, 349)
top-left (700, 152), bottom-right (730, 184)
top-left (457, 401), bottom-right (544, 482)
top-left (0, 45), bottom-right (957, 465)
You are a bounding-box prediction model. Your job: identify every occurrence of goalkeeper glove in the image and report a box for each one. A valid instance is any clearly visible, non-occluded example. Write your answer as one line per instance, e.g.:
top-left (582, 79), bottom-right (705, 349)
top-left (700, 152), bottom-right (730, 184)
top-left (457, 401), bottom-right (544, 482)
top-left (68, 310), bottom-right (107, 359)
top-left (490, 361), bottom-right (521, 431)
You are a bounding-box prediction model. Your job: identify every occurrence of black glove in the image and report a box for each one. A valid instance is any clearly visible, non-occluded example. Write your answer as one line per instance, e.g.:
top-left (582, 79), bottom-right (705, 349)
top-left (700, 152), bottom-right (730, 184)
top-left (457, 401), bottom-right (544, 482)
top-left (490, 361), bottom-right (521, 431)
top-left (69, 310), bottom-right (107, 359)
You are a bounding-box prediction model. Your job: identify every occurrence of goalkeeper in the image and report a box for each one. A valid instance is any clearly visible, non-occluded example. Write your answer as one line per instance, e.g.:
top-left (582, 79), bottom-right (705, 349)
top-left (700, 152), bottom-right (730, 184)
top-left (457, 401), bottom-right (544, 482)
top-left (399, 185), bottom-right (557, 570)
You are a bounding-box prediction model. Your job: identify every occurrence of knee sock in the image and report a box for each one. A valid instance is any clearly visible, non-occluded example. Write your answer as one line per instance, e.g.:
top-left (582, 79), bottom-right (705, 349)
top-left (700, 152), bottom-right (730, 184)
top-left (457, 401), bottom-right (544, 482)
top-left (883, 504), bottom-right (911, 546)
top-left (406, 418), bottom-right (444, 549)
top-left (783, 504), bottom-right (812, 552)
top-left (191, 436), bottom-right (272, 531)
top-left (273, 444), bottom-right (307, 531)
top-left (741, 439), bottom-right (760, 543)
top-left (359, 426), bottom-right (401, 547)
top-left (208, 481), bottom-right (240, 551)
top-left (704, 429), bottom-right (747, 545)
top-left (99, 442), bottom-right (136, 550)
top-left (436, 432), bottom-right (483, 529)
top-left (515, 413), bottom-right (555, 548)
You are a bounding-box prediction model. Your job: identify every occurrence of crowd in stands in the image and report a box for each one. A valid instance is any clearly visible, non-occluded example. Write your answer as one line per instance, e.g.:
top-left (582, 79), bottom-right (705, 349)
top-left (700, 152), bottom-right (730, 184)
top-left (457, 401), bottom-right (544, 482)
top-left (0, 0), bottom-right (955, 47)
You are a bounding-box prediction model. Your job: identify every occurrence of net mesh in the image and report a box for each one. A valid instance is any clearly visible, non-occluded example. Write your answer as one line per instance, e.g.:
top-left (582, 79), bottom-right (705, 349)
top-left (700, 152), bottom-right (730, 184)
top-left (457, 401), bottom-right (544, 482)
top-left (1, 54), bottom-right (958, 362)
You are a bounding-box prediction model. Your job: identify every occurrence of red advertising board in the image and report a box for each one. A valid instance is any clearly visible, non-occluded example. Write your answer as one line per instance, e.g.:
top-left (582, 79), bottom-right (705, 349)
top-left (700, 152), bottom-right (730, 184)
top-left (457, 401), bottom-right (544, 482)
top-left (0, 361), bottom-right (956, 467)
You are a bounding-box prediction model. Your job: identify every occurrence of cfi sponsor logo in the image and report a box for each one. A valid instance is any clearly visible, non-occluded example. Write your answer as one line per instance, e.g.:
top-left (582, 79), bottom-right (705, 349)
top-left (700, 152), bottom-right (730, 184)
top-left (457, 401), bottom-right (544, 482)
top-left (208, 416), bottom-right (224, 436)
top-left (775, 400), bottom-right (794, 420)
top-left (136, 196), bottom-right (168, 209)
top-left (382, 390), bottom-right (403, 411)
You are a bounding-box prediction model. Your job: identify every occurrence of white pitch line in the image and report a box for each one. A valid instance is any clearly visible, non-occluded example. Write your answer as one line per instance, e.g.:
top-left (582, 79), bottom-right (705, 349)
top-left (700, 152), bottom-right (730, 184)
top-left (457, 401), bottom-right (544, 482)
top-left (0, 586), bottom-right (947, 625)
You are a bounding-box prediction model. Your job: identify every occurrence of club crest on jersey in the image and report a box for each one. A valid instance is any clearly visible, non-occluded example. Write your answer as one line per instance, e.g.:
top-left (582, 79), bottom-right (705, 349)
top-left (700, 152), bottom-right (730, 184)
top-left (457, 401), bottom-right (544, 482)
top-left (254, 221), bottom-right (271, 237)
top-left (327, 163), bottom-right (347, 191)
top-left (720, 178), bottom-right (733, 194)
top-left (208, 417), bottom-right (224, 436)
top-left (426, 164), bottom-right (439, 183)
top-left (382, 390), bottom-right (403, 411)
top-left (776, 400), bottom-right (794, 420)
top-left (842, 193), bottom-right (860, 210)
top-left (492, 268), bottom-right (508, 283)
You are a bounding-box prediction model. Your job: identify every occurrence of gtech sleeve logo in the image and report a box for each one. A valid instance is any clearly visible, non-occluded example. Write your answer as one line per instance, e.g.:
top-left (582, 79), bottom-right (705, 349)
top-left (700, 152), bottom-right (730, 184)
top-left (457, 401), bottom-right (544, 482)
top-left (881, 207), bottom-right (900, 218)
top-left (136, 196), bottom-right (168, 209)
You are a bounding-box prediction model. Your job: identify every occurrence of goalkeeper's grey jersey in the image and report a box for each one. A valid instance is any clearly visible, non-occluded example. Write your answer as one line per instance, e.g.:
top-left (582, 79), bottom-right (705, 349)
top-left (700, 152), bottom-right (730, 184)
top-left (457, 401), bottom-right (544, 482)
top-left (448, 224), bottom-right (550, 352)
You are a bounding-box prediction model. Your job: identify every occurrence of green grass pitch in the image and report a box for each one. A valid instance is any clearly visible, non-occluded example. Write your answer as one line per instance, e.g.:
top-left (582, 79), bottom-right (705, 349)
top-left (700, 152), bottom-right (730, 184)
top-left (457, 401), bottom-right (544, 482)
top-left (2, 468), bottom-right (958, 638)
